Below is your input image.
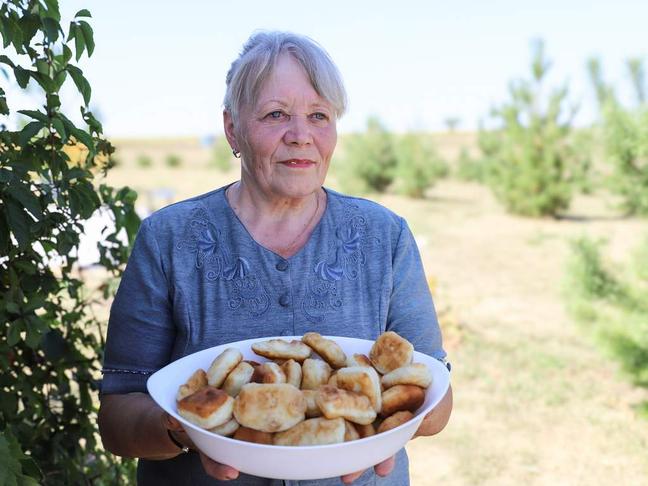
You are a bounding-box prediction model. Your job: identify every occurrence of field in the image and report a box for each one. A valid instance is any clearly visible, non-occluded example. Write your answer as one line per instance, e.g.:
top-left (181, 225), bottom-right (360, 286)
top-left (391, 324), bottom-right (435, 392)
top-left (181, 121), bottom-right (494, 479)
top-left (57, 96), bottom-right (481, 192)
top-left (102, 135), bottom-right (648, 485)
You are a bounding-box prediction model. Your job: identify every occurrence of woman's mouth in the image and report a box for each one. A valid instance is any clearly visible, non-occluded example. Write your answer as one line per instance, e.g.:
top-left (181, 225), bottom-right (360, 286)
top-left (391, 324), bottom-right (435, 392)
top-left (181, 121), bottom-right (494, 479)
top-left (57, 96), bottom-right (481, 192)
top-left (279, 159), bottom-right (316, 168)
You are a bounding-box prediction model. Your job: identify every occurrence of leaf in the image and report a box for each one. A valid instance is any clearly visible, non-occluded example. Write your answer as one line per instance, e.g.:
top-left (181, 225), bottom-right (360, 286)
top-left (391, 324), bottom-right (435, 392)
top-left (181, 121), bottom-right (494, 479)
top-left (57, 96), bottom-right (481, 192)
top-left (42, 0), bottom-right (62, 22)
top-left (0, 54), bottom-right (16, 68)
top-left (75, 9), bottom-right (92, 18)
top-left (66, 65), bottom-right (91, 105)
top-left (51, 117), bottom-right (67, 142)
top-left (17, 109), bottom-right (49, 123)
top-left (18, 121), bottom-right (44, 146)
top-left (78, 21), bottom-right (95, 57)
top-left (7, 319), bottom-right (23, 346)
top-left (73, 24), bottom-right (86, 61)
top-left (71, 127), bottom-right (94, 153)
top-left (41, 328), bottom-right (68, 362)
top-left (4, 196), bottom-right (32, 249)
top-left (13, 66), bottom-right (30, 88)
top-left (8, 181), bottom-right (43, 221)
top-left (42, 17), bottom-right (59, 43)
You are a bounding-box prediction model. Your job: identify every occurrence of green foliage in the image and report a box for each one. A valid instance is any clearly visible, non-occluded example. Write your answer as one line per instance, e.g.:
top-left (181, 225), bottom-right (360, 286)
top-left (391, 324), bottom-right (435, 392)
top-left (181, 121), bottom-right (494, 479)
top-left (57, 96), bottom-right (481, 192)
top-left (340, 116), bottom-right (398, 194)
top-left (165, 153), bottom-right (182, 168)
top-left (393, 133), bottom-right (447, 198)
top-left (479, 40), bottom-right (587, 217)
top-left (209, 135), bottom-right (234, 172)
top-left (0, 1), bottom-right (137, 483)
top-left (455, 146), bottom-right (486, 182)
top-left (564, 236), bottom-right (648, 390)
top-left (587, 57), bottom-right (648, 215)
top-left (136, 153), bottom-right (152, 168)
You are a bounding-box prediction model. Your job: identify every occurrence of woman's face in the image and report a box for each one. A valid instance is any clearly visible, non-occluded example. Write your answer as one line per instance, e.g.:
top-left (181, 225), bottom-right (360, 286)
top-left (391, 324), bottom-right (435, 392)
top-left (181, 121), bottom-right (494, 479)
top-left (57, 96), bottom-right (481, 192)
top-left (226, 53), bottom-right (337, 201)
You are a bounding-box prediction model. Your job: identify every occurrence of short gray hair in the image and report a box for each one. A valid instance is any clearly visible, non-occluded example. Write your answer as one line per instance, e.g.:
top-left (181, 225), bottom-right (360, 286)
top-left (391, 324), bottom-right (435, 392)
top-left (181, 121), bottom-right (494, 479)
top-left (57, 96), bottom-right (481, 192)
top-left (224, 31), bottom-right (347, 123)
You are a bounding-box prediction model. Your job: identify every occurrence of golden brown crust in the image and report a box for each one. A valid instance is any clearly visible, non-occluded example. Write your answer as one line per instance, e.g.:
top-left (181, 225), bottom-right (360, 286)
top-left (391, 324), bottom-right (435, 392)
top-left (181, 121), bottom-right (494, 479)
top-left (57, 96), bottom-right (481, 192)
top-left (251, 362), bottom-right (287, 384)
top-left (281, 359), bottom-right (302, 388)
top-left (273, 417), bottom-right (346, 446)
top-left (302, 332), bottom-right (347, 369)
top-left (233, 383), bottom-right (306, 433)
top-left (369, 332), bottom-right (414, 374)
top-left (233, 426), bottom-right (274, 444)
top-left (251, 339), bottom-right (312, 361)
top-left (380, 385), bottom-right (425, 417)
top-left (381, 363), bottom-right (432, 389)
top-left (176, 368), bottom-right (208, 401)
top-left (336, 366), bottom-right (382, 413)
top-left (344, 420), bottom-right (360, 441)
top-left (302, 389), bottom-right (323, 418)
top-left (177, 386), bottom-right (230, 418)
top-left (207, 348), bottom-right (243, 388)
top-left (222, 361), bottom-right (255, 397)
top-left (346, 353), bottom-right (374, 369)
top-left (315, 384), bottom-right (377, 425)
top-left (355, 422), bottom-right (376, 438)
top-left (208, 418), bottom-right (240, 436)
top-left (377, 411), bottom-right (414, 433)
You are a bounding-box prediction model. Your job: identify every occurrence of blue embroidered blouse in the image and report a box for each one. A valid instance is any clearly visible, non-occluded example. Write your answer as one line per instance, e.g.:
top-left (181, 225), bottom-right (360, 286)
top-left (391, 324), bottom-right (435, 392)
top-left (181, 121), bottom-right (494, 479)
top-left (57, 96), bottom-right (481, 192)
top-left (102, 185), bottom-right (446, 486)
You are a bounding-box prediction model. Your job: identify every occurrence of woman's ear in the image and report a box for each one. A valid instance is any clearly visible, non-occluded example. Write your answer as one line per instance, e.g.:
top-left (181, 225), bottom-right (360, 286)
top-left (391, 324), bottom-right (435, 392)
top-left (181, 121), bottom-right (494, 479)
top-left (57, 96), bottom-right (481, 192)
top-left (223, 110), bottom-right (238, 153)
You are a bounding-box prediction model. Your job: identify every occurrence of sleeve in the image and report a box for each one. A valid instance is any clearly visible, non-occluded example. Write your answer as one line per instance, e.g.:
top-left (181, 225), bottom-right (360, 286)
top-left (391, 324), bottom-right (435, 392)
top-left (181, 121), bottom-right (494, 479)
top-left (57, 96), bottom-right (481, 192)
top-left (101, 217), bottom-right (176, 394)
top-left (386, 217), bottom-right (447, 361)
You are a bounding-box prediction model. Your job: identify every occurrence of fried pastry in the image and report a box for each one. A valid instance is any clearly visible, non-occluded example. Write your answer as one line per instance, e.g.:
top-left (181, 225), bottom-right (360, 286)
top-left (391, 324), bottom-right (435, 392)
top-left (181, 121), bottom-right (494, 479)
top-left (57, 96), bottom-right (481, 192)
top-left (251, 362), bottom-right (286, 384)
top-left (222, 361), bottom-right (255, 397)
top-left (207, 348), bottom-right (243, 388)
top-left (381, 363), bottom-right (432, 389)
top-left (377, 411), bottom-right (414, 433)
top-left (302, 332), bottom-right (347, 369)
top-left (302, 389), bottom-right (323, 418)
top-left (177, 386), bottom-right (234, 429)
top-left (208, 417), bottom-right (239, 436)
top-left (369, 332), bottom-right (413, 374)
top-left (233, 426), bottom-right (274, 445)
top-left (380, 384), bottom-right (425, 417)
top-left (281, 359), bottom-right (302, 388)
top-left (233, 383), bottom-right (306, 433)
top-left (176, 368), bottom-right (208, 401)
top-left (316, 384), bottom-right (376, 425)
top-left (346, 353), bottom-right (374, 369)
top-left (344, 420), bottom-right (360, 441)
top-left (336, 366), bottom-right (382, 413)
top-left (273, 417), bottom-right (346, 446)
top-left (301, 358), bottom-right (332, 390)
top-left (251, 339), bottom-right (311, 362)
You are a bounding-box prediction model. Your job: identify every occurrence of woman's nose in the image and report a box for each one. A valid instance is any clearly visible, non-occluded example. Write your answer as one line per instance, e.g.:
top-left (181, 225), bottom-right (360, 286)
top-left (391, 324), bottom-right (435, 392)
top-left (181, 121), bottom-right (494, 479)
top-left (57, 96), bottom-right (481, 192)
top-left (284, 116), bottom-right (312, 146)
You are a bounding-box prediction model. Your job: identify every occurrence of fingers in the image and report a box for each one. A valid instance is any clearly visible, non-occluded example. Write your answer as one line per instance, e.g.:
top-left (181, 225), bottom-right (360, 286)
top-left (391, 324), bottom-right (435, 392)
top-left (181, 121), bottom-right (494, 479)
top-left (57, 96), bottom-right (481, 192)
top-left (341, 470), bottom-right (365, 485)
top-left (199, 452), bottom-right (240, 481)
top-left (374, 455), bottom-right (396, 476)
top-left (162, 412), bottom-right (184, 432)
top-left (341, 455), bottom-right (395, 484)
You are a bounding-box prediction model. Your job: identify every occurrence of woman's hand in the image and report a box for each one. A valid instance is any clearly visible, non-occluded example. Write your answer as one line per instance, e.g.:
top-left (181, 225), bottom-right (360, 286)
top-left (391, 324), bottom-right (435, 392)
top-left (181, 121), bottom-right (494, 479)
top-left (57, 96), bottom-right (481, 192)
top-left (340, 455), bottom-right (395, 485)
top-left (163, 413), bottom-right (240, 481)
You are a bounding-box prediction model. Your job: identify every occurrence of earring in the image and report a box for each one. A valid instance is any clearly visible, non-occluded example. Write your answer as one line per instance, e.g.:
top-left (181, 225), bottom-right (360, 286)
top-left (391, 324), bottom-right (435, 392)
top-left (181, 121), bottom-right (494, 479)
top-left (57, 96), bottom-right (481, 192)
top-left (232, 149), bottom-right (241, 159)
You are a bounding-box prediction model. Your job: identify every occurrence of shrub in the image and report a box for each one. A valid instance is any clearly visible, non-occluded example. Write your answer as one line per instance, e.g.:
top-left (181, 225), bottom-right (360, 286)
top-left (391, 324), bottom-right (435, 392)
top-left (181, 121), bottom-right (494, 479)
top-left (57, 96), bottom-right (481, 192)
top-left (479, 40), bottom-right (588, 217)
top-left (455, 146), bottom-right (486, 182)
top-left (393, 133), bottom-right (448, 198)
top-left (136, 154), bottom-right (153, 168)
top-left (340, 116), bottom-right (398, 194)
top-left (209, 135), bottom-right (234, 172)
top-left (1, 2), bottom-right (137, 483)
top-left (587, 57), bottom-right (648, 215)
top-left (165, 153), bottom-right (182, 168)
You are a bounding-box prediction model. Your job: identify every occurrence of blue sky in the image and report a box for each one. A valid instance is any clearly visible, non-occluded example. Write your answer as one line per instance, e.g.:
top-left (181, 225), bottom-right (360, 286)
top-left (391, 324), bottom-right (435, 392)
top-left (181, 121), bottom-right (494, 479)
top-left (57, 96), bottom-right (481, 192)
top-left (8, 0), bottom-right (648, 137)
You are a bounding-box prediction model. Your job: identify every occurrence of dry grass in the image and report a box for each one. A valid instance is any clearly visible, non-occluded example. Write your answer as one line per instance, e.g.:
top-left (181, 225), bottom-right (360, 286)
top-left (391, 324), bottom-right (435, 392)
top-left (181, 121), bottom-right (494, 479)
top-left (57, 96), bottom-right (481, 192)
top-left (96, 137), bottom-right (648, 485)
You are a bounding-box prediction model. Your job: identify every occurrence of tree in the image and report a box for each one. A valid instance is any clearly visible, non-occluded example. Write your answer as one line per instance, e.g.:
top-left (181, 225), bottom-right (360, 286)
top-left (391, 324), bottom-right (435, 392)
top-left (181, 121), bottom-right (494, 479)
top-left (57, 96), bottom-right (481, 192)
top-left (1, 1), bottom-right (138, 483)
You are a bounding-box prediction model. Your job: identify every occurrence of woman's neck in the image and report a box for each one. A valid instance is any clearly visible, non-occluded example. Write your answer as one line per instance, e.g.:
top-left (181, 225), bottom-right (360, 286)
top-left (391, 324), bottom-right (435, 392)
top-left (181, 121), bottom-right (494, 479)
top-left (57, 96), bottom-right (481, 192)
top-left (226, 181), bottom-right (325, 258)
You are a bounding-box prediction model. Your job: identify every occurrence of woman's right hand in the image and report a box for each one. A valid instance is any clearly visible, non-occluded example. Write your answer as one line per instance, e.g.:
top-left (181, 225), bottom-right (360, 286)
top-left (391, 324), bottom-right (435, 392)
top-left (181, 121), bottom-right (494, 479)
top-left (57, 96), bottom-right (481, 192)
top-left (163, 413), bottom-right (240, 481)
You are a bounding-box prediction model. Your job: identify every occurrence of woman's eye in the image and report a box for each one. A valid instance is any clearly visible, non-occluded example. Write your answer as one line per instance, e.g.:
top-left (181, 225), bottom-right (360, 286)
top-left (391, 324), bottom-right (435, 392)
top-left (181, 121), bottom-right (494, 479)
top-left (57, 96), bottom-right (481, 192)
top-left (267, 111), bottom-right (284, 119)
top-left (312, 112), bottom-right (328, 121)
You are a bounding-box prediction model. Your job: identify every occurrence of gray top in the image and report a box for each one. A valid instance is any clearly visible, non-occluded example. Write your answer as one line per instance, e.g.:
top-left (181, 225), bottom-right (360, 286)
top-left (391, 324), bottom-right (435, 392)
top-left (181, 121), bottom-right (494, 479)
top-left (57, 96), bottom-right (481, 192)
top-left (102, 185), bottom-right (445, 486)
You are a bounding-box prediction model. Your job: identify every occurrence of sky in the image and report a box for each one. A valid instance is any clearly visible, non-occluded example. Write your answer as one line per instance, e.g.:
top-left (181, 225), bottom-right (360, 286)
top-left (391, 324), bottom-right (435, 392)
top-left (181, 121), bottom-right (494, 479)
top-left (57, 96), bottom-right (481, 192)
top-left (6, 0), bottom-right (648, 137)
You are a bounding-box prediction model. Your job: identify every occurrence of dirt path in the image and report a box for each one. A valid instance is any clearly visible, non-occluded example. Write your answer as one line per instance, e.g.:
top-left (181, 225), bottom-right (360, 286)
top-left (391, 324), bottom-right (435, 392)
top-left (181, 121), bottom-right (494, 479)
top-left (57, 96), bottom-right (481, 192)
top-left (375, 181), bottom-right (648, 485)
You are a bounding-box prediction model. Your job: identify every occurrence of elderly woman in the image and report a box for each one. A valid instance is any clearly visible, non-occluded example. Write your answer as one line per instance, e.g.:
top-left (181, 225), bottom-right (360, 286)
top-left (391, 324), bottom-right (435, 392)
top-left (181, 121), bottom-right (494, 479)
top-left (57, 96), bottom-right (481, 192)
top-left (98, 31), bottom-right (452, 485)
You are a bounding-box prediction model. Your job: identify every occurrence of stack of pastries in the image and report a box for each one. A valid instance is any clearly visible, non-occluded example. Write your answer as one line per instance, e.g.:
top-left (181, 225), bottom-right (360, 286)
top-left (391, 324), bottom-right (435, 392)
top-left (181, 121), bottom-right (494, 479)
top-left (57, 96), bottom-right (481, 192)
top-left (175, 331), bottom-right (433, 446)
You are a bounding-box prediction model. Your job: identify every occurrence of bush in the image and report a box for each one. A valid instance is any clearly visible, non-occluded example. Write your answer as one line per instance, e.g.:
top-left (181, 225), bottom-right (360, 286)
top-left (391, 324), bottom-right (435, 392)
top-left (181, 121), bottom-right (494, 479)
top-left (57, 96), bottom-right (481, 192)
top-left (209, 135), bottom-right (234, 171)
top-left (340, 116), bottom-right (398, 194)
top-left (479, 40), bottom-right (588, 217)
top-left (588, 58), bottom-right (648, 215)
top-left (455, 146), bottom-right (486, 182)
top-left (136, 154), bottom-right (153, 168)
top-left (564, 236), bottom-right (648, 388)
top-left (393, 133), bottom-right (447, 198)
top-left (1, 3), bottom-right (137, 483)
top-left (165, 153), bottom-right (182, 168)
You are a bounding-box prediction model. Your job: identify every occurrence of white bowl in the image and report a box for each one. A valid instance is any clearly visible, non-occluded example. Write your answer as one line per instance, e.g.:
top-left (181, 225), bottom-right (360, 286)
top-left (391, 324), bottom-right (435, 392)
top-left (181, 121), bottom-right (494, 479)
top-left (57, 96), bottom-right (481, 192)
top-left (147, 336), bottom-right (450, 480)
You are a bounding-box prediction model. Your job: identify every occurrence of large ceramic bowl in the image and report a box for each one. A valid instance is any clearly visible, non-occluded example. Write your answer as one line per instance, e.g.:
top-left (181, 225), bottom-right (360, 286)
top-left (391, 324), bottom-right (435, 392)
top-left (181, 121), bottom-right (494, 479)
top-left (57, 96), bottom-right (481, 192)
top-left (147, 336), bottom-right (450, 480)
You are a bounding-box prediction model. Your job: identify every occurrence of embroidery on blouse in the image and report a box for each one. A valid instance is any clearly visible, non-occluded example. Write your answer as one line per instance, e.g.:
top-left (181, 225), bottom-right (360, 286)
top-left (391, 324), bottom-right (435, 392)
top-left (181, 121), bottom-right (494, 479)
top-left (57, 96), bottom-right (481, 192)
top-left (177, 208), bottom-right (270, 317)
top-left (302, 203), bottom-right (371, 322)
